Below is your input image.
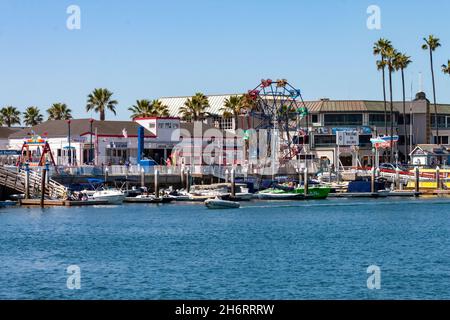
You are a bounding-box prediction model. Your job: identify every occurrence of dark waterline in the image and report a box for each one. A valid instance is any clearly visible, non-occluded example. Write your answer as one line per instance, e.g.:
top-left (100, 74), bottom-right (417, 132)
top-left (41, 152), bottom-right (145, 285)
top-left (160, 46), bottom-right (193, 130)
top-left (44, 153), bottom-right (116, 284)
top-left (1, 198), bottom-right (450, 300)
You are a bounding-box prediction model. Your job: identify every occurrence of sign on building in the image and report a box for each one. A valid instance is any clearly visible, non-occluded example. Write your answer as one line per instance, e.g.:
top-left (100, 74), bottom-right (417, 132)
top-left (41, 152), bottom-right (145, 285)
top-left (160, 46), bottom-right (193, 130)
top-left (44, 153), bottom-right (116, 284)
top-left (336, 131), bottom-right (359, 146)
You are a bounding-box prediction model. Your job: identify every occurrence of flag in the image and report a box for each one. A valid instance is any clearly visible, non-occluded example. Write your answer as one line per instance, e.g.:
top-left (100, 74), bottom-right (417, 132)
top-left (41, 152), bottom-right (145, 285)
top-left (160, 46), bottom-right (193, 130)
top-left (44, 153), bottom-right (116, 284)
top-left (122, 128), bottom-right (128, 138)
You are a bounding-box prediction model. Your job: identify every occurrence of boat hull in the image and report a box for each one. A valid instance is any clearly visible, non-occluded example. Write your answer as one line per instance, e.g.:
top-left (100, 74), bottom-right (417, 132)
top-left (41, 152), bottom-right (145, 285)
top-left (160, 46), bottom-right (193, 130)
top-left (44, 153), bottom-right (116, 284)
top-left (205, 199), bottom-right (240, 209)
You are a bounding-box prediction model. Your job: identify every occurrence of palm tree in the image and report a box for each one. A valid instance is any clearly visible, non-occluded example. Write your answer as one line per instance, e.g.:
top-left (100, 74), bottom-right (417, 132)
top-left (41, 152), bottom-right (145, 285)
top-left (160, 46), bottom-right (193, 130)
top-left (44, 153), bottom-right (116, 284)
top-left (443, 60), bottom-right (450, 76)
top-left (220, 96), bottom-right (243, 129)
top-left (393, 53), bottom-right (412, 162)
top-left (86, 88), bottom-right (118, 121)
top-left (1, 106), bottom-right (21, 127)
top-left (23, 106), bottom-right (44, 126)
top-left (47, 103), bottom-right (72, 120)
top-left (150, 99), bottom-right (170, 117)
top-left (180, 93), bottom-right (210, 121)
top-left (128, 99), bottom-right (170, 119)
top-left (422, 35), bottom-right (441, 144)
top-left (373, 38), bottom-right (393, 135)
top-left (385, 46), bottom-right (398, 162)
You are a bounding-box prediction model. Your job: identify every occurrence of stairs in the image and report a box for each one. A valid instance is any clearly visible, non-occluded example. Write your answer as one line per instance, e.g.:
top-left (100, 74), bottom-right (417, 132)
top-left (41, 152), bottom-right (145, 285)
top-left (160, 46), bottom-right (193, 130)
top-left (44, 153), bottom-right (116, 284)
top-left (0, 166), bottom-right (67, 199)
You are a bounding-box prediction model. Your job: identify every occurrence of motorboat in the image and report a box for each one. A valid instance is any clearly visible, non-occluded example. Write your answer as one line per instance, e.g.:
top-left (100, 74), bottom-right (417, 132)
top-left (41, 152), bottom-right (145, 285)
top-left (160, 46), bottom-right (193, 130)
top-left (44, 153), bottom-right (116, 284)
top-left (125, 194), bottom-right (174, 204)
top-left (205, 198), bottom-right (240, 209)
top-left (256, 190), bottom-right (305, 200)
top-left (92, 189), bottom-right (126, 204)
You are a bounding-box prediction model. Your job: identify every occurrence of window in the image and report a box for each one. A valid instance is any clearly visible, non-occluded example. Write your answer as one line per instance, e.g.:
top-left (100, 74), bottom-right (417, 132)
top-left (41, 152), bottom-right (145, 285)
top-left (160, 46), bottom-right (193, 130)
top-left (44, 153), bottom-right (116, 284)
top-left (311, 114), bottom-right (319, 123)
top-left (369, 114), bottom-right (396, 125)
top-left (324, 114), bottom-right (363, 126)
top-left (314, 135), bottom-right (335, 146)
top-left (434, 136), bottom-right (449, 144)
top-left (431, 116), bottom-right (447, 128)
top-left (397, 114), bottom-right (411, 125)
top-left (359, 135), bottom-right (372, 146)
top-left (213, 116), bottom-right (234, 130)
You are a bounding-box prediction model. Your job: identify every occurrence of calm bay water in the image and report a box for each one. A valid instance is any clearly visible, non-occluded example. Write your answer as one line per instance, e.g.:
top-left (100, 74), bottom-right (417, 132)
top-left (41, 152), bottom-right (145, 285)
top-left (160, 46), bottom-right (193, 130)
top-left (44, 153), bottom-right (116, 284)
top-left (1, 198), bottom-right (450, 300)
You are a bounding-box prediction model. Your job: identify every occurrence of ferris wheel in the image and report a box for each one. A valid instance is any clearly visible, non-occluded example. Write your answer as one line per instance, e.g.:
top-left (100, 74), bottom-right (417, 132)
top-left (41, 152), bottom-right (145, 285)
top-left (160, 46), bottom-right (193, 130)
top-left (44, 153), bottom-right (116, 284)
top-left (246, 79), bottom-right (309, 160)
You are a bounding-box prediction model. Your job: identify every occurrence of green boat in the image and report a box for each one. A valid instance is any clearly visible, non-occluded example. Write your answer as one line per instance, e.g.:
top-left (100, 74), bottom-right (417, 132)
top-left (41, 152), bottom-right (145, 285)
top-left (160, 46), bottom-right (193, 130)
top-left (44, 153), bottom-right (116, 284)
top-left (293, 185), bottom-right (331, 200)
top-left (257, 185), bottom-right (331, 200)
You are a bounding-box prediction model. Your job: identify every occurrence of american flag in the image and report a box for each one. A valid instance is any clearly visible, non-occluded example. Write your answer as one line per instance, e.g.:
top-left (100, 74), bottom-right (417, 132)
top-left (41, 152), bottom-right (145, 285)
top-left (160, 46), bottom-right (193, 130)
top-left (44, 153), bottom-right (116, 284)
top-left (122, 128), bottom-right (128, 138)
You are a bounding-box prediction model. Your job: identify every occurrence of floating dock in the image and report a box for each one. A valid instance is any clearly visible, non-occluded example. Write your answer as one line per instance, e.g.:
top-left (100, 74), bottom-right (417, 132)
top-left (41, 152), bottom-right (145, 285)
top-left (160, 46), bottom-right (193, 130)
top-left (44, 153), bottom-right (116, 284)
top-left (19, 199), bottom-right (110, 207)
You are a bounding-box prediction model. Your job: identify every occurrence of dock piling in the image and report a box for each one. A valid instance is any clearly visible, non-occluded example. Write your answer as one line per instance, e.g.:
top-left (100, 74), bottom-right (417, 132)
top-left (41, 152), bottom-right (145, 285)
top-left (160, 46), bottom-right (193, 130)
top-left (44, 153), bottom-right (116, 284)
top-left (304, 168), bottom-right (309, 196)
top-left (24, 163), bottom-right (30, 200)
top-left (371, 167), bottom-right (376, 193)
top-left (40, 167), bottom-right (47, 208)
top-left (415, 167), bottom-right (420, 194)
top-left (436, 166), bottom-right (441, 190)
top-left (186, 168), bottom-right (191, 193)
top-left (155, 169), bottom-right (160, 198)
top-left (231, 168), bottom-right (236, 197)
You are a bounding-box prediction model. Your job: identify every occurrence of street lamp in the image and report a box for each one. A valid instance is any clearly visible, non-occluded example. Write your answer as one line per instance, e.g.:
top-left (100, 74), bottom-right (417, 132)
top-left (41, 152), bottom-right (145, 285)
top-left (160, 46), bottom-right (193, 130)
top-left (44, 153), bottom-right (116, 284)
top-left (67, 119), bottom-right (72, 166)
top-left (89, 118), bottom-right (94, 164)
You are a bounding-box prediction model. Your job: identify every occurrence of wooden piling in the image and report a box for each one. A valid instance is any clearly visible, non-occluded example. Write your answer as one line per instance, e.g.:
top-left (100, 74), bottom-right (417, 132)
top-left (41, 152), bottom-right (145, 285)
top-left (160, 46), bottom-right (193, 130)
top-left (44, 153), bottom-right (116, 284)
top-left (436, 166), bottom-right (441, 190)
top-left (231, 168), bottom-right (236, 197)
top-left (415, 167), bottom-right (420, 194)
top-left (24, 164), bottom-right (30, 200)
top-left (186, 169), bottom-right (191, 193)
top-left (141, 168), bottom-right (145, 188)
top-left (304, 168), bottom-right (309, 196)
top-left (371, 167), bottom-right (376, 193)
top-left (154, 169), bottom-right (160, 198)
top-left (40, 168), bottom-right (47, 208)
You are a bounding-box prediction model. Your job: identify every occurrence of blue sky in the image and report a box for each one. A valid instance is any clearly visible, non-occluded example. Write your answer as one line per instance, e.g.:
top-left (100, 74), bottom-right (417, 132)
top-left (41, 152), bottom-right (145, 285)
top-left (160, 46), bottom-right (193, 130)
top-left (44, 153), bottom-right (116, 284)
top-left (1, 0), bottom-right (450, 120)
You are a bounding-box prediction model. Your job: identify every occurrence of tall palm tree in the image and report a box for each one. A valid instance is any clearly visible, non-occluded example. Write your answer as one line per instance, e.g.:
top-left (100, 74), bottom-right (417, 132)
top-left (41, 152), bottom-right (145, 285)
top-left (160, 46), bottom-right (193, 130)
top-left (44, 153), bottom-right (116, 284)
top-left (47, 103), bottom-right (72, 120)
top-left (86, 88), bottom-right (118, 121)
top-left (1, 106), bottom-right (21, 127)
top-left (385, 46), bottom-right (398, 162)
top-left (150, 99), bottom-right (170, 117)
top-left (180, 93), bottom-right (210, 121)
top-left (422, 35), bottom-right (441, 144)
top-left (373, 38), bottom-right (393, 135)
top-left (220, 96), bottom-right (243, 129)
top-left (394, 53), bottom-right (412, 162)
top-left (443, 60), bottom-right (450, 76)
top-left (23, 106), bottom-right (44, 126)
top-left (128, 99), bottom-right (170, 119)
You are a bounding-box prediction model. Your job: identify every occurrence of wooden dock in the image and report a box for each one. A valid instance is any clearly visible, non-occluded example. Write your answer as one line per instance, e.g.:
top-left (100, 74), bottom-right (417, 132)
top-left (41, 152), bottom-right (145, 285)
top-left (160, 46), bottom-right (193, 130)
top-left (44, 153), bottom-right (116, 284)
top-left (19, 199), bottom-right (110, 207)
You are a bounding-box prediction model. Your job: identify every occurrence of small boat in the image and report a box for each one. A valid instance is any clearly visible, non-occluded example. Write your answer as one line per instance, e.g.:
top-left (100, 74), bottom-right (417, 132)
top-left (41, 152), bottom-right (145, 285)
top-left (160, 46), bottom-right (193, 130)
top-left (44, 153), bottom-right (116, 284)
top-left (0, 201), bottom-right (18, 208)
top-left (125, 195), bottom-right (174, 204)
top-left (92, 189), bottom-right (126, 204)
top-left (257, 189), bottom-right (305, 200)
top-left (205, 198), bottom-right (240, 209)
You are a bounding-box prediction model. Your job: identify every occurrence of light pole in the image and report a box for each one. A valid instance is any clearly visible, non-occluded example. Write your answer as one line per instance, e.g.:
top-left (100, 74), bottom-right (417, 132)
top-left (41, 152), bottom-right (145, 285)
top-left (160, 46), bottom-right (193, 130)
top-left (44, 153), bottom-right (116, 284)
top-left (89, 118), bottom-right (94, 164)
top-left (67, 119), bottom-right (72, 166)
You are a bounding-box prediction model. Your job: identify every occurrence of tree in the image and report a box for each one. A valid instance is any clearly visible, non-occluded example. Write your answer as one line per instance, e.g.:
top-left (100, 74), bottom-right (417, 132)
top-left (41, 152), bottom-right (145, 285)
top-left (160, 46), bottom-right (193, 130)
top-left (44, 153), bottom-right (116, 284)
top-left (180, 93), bottom-right (210, 121)
top-left (47, 103), bottom-right (72, 120)
top-left (86, 88), bottom-right (118, 121)
top-left (220, 96), bottom-right (243, 129)
top-left (128, 99), bottom-right (170, 119)
top-left (394, 52), bottom-right (412, 162)
top-left (443, 60), bottom-right (450, 76)
top-left (1, 106), bottom-right (21, 127)
top-left (384, 46), bottom-right (398, 162)
top-left (23, 106), bottom-right (44, 126)
top-left (373, 38), bottom-right (393, 136)
top-left (150, 99), bottom-right (170, 117)
top-left (422, 35), bottom-right (441, 144)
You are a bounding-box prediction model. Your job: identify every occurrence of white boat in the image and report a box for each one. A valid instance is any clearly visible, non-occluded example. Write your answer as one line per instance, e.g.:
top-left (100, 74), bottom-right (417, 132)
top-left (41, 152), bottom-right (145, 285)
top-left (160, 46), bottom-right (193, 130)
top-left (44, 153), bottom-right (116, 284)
top-left (205, 198), bottom-right (240, 210)
top-left (92, 189), bottom-right (126, 204)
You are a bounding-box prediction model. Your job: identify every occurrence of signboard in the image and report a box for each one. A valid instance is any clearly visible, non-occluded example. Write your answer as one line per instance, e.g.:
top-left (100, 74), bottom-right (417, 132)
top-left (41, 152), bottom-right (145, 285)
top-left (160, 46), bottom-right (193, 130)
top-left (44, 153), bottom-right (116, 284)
top-left (336, 131), bottom-right (359, 146)
top-left (0, 150), bottom-right (21, 156)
